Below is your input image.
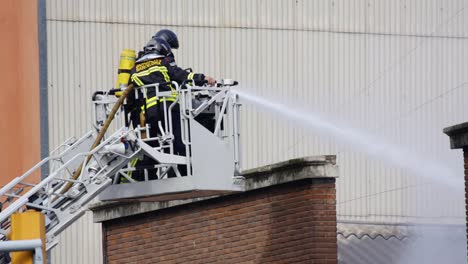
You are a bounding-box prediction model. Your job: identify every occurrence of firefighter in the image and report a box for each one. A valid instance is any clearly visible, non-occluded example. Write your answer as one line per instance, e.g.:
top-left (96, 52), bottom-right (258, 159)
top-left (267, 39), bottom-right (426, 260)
top-left (130, 37), bottom-right (216, 177)
top-left (136, 29), bottom-right (179, 60)
top-left (130, 29), bottom-right (178, 129)
top-left (124, 30), bottom-right (181, 182)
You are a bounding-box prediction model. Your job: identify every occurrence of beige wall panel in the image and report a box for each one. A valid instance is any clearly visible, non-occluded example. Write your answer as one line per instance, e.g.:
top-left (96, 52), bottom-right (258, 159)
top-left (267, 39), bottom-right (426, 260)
top-left (46, 0), bottom-right (468, 262)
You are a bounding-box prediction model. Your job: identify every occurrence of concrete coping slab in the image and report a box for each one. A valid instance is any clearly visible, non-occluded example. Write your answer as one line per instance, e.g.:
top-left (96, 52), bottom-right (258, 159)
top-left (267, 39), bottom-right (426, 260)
top-left (443, 122), bottom-right (468, 149)
top-left (89, 155), bottom-right (338, 223)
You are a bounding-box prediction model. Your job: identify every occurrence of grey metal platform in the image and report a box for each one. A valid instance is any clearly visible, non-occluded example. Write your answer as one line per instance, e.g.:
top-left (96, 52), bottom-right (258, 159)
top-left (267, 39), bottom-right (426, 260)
top-left (99, 109), bottom-right (244, 202)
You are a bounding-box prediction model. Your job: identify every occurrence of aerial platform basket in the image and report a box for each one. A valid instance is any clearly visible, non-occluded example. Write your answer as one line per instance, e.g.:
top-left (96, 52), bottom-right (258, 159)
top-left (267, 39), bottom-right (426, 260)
top-left (98, 79), bottom-right (245, 202)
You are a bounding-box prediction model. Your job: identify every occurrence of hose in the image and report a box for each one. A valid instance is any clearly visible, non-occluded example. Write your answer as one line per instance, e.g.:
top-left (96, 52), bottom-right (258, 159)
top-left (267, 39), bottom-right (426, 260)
top-left (58, 84), bottom-right (135, 197)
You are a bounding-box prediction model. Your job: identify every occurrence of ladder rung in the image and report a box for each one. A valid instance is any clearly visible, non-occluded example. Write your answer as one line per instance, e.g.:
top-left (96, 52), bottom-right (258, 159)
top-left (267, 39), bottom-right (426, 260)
top-left (48, 192), bottom-right (72, 198)
top-left (2, 188), bottom-right (25, 198)
top-left (18, 182), bottom-right (36, 187)
top-left (4, 193), bottom-right (20, 198)
top-left (53, 178), bottom-right (84, 184)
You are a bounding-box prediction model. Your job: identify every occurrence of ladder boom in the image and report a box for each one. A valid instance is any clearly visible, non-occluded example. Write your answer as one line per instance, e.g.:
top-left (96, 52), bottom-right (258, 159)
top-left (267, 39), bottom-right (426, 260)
top-left (0, 81), bottom-right (244, 252)
top-left (0, 127), bottom-right (140, 250)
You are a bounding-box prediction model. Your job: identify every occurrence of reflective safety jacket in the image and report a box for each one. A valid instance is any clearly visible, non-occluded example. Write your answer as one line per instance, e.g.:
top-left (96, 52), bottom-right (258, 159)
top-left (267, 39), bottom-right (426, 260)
top-left (130, 54), bottom-right (206, 110)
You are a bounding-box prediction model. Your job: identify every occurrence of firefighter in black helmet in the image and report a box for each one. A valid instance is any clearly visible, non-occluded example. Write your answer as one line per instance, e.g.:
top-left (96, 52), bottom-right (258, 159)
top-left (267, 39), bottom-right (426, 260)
top-left (152, 29), bottom-right (179, 63)
top-left (130, 37), bottom-right (216, 177)
top-left (131, 29), bottom-right (180, 131)
top-left (124, 30), bottom-right (183, 182)
top-left (153, 29), bottom-right (179, 50)
top-left (136, 29), bottom-right (179, 60)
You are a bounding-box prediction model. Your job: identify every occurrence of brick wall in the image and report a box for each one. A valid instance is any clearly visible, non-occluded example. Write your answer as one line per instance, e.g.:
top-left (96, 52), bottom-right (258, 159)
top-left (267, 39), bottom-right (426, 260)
top-left (102, 178), bottom-right (337, 264)
top-left (444, 123), bottom-right (468, 261)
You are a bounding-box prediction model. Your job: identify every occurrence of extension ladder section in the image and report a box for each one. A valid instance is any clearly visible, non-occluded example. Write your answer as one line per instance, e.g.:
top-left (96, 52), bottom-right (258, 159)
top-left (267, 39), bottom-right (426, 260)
top-left (0, 80), bottom-right (244, 251)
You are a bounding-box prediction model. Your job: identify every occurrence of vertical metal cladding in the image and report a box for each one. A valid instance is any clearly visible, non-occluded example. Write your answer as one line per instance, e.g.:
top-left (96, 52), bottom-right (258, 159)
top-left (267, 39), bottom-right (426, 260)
top-left (46, 0), bottom-right (468, 263)
top-left (51, 212), bottom-right (102, 264)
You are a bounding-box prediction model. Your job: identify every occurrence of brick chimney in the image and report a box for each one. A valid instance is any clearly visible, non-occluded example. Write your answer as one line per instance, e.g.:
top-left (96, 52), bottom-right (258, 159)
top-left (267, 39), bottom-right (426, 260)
top-left (444, 122), bottom-right (468, 258)
top-left (90, 156), bottom-right (338, 263)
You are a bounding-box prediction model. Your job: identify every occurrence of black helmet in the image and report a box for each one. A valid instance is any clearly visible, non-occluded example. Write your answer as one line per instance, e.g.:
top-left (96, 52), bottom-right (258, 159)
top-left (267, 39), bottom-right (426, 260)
top-left (153, 29), bottom-right (179, 49)
top-left (144, 37), bottom-right (171, 56)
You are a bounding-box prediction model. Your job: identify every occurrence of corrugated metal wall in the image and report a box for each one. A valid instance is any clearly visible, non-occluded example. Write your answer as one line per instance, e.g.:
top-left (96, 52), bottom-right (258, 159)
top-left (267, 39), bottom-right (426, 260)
top-left (46, 0), bottom-right (468, 263)
top-left (50, 212), bottom-right (102, 264)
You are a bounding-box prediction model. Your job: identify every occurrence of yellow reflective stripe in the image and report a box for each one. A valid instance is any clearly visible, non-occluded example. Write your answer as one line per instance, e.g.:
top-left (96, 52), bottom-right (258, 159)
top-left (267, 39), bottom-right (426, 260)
top-left (185, 72), bottom-right (195, 86)
top-left (160, 70), bottom-right (175, 91)
top-left (140, 104), bottom-right (151, 113)
top-left (134, 66), bottom-right (165, 76)
top-left (160, 97), bottom-right (176, 102)
top-left (128, 158), bottom-right (139, 177)
top-left (141, 97), bottom-right (177, 109)
top-left (131, 64), bottom-right (179, 105)
top-left (160, 70), bottom-right (170, 82)
top-left (140, 95), bottom-right (178, 114)
top-left (146, 101), bottom-right (158, 109)
top-left (140, 96), bottom-right (159, 112)
top-left (123, 158), bottom-right (139, 181)
top-left (133, 66), bottom-right (168, 78)
top-left (146, 96), bottom-right (158, 108)
top-left (120, 177), bottom-right (129, 183)
top-left (132, 65), bottom-right (175, 91)
top-left (146, 96), bottom-right (158, 104)
top-left (131, 75), bottom-right (144, 86)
